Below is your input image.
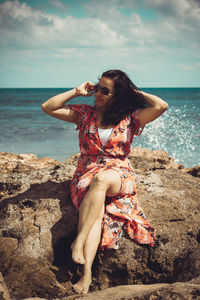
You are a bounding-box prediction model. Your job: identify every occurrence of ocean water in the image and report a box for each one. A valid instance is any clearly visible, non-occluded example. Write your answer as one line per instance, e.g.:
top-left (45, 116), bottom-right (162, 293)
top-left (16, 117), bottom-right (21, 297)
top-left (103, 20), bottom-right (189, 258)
top-left (0, 88), bottom-right (199, 168)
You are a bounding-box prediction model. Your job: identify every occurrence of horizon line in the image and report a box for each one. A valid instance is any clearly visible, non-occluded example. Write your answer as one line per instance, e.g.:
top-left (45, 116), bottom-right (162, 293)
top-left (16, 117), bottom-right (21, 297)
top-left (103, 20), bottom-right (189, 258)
top-left (0, 86), bottom-right (200, 89)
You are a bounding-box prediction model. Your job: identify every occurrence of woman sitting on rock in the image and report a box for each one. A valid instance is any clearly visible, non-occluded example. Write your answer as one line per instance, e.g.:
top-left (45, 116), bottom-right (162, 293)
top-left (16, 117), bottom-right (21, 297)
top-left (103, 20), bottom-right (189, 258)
top-left (42, 69), bottom-right (168, 294)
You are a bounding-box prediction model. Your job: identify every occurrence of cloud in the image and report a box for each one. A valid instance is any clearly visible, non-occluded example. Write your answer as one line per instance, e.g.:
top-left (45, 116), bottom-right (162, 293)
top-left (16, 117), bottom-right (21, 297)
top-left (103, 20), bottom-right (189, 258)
top-left (0, 0), bottom-right (199, 87)
top-left (85, 0), bottom-right (138, 13)
top-left (0, 0), bottom-right (126, 49)
top-left (144, 0), bottom-right (200, 39)
top-left (49, 0), bottom-right (69, 10)
top-left (145, 0), bottom-right (200, 18)
top-left (86, 0), bottom-right (200, 46)
top-left (1, 0), bottom-right (199, 52)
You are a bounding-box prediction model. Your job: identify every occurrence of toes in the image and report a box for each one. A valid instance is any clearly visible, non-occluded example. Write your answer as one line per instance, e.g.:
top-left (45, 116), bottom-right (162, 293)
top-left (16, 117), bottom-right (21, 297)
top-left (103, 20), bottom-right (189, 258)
top-left (82, 288), bottom-right (88, 294)
top-left (73, 284), bottom-right (88, 295)
top-left (73, 283), bottom-right (88, 294)
top-left (73, 284), bottom-right (82, 294)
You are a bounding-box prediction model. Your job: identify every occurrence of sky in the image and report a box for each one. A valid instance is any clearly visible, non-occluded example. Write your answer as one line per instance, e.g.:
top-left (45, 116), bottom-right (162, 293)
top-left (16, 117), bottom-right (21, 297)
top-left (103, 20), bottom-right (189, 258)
top-left (0, 0), bottom-right (200, 88)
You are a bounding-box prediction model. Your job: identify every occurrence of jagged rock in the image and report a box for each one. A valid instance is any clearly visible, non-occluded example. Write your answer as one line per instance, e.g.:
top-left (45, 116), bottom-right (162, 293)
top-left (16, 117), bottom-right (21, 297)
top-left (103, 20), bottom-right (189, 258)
top-left (182, 166), bottom-right (200, 178)
top-left (175, 245), bottom-right (200, 282)
top-left (64, 277), bottom-right (200, 300)
top-left (0, 152), bottom-right (61, 173)
top-left (127, 147), bottom-right (184, 171)
top-left (0, 148), bottom-right (199, 299)
top-left (0, 272), bottom-right (11, 300)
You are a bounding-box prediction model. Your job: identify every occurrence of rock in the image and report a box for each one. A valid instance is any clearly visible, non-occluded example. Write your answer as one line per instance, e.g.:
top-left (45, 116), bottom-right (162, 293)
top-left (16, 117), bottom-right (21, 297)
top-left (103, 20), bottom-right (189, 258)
top-left (0, 151), bottom-right (75, 200)
top-left (0, 148), bottom-right (199, 299)
top-left (0, 272), bottom-right (11, 300)
top-left (127, 147), bottom-right (184, 171)
top-left (0, 152), bottom-right (61, 174)
top-left (64, 277), bottom-right (200, 300)
top-left (175, 245), bottom-right (200, 282)
top-left (182, 166), bottom-right (200, 178)
top-left (22, 299), bottom-right (47, 300)
top-left (22, 298), bottom-right (47, 300)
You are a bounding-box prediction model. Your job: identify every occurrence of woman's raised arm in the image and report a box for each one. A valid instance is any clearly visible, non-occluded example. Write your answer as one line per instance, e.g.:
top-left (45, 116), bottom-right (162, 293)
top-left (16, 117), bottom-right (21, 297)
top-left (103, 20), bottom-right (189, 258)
top-left (137, 91), bottom-right (168, 127)
top-left (42, 88), bottom-right (80, 123)
top-left (41, 82), bottom-right (94, 123)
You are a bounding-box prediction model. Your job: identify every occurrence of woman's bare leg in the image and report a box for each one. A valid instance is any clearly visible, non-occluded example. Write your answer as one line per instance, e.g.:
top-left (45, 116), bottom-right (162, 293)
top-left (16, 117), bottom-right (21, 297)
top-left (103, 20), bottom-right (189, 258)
top-left (71, 169), bottom-right (121, 264)
top-left (73, 206), bottom-right (104, 294)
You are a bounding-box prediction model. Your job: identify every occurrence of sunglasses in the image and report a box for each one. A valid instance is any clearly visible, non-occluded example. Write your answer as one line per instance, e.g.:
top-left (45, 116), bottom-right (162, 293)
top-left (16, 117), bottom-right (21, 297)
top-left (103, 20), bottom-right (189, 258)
top-left (94, 84), bottom-right (112, 96)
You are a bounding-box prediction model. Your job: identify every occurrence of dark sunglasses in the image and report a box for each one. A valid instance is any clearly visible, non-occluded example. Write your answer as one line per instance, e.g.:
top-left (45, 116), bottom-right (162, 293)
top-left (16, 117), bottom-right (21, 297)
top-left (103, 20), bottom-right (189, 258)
top-left (94, 84), bottom-right (112, 96)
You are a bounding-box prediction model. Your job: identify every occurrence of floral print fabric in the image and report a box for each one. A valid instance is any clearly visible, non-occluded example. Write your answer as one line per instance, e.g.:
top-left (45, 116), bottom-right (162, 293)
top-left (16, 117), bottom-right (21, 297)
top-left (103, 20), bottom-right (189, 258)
top-left (69, 104), bottom-right (156, 249)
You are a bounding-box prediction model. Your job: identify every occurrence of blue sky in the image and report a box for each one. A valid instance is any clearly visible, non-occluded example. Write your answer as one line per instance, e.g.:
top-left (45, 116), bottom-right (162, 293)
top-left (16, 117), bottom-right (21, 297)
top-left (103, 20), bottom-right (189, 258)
top-left (0, 0), bottom-right (200, 87)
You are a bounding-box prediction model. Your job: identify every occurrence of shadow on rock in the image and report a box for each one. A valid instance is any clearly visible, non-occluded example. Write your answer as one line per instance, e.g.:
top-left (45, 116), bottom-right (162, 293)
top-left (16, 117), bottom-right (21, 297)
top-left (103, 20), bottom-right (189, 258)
top-left (0, 178), bottom-right (79, 299)
top-left (0, 149), bottom-right (200, 299)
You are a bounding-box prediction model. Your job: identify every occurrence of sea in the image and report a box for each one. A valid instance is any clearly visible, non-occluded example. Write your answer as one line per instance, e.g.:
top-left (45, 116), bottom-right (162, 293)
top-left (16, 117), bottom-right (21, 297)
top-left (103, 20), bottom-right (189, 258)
top-left (0, 88), bottom-right (199, 168)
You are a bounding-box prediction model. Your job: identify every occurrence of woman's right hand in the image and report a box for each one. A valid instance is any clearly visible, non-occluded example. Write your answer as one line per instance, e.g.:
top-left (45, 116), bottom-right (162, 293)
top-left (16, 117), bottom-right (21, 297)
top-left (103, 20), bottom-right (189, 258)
top-left (76, 81), bottom-right (94, 97)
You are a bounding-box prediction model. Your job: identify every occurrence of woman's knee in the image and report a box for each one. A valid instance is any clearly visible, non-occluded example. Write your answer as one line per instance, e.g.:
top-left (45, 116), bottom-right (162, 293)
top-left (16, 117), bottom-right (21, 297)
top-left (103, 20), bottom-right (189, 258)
top-left (90, 170), bottom-right (121, 197)
top-left (90, 172), bottom-right (108, 189)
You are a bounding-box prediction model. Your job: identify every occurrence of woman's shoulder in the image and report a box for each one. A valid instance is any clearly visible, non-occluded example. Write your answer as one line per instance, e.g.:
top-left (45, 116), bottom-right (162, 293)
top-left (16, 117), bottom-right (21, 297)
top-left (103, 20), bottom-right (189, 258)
top-left (68, 104), bottom-right (95, 114)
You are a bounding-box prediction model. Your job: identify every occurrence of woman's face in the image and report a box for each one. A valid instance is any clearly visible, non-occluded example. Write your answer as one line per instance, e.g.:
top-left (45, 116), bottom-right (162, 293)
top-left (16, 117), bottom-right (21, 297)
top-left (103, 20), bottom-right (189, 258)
top-left (95, 77), bottom-right (115, 111)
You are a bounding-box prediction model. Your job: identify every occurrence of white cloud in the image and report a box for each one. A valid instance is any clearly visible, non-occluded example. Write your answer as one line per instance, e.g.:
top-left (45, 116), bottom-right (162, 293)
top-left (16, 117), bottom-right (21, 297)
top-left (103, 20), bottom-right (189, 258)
top-left (0, 0), bottom-right (33, 20)
top-left (0, 0), bottom-right (199, 87)
top-left (1, 0), bottom-right (199, 53)
top-left (144, 0), bottom-right (200, 39)
top-left (0, 0), bottom-right (126, 49)
top-left (145, 0), bottom-right (200, 19)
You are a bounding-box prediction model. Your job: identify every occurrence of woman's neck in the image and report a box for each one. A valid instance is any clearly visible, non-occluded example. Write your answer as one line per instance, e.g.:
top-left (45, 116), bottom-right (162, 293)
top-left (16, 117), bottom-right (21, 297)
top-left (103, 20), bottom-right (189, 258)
top-left (97, 111), bottom-right (113, 129)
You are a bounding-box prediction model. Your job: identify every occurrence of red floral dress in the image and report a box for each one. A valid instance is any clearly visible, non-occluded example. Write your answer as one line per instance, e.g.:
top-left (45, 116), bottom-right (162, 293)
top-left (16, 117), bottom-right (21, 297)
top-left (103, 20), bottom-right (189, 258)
top-left (69, 104), bottom-right (156, 250)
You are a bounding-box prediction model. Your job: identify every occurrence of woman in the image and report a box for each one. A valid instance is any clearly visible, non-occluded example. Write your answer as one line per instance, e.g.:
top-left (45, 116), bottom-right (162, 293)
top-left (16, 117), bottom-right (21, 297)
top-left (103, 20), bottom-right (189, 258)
top-left (42, 69), bottom-right (168, 294)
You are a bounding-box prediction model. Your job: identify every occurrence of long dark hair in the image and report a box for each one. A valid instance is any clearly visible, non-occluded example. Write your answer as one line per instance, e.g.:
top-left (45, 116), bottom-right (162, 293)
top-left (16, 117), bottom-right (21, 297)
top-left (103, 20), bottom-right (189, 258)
top-left (100, 69), bottom-right (148, 126)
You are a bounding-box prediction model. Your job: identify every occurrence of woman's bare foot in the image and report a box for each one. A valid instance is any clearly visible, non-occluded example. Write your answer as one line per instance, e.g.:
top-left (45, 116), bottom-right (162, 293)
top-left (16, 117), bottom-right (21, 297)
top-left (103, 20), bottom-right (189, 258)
top-left (73, 273), bottom-right (92, 294)
top-left (71, 240), bottom-right (85, 264)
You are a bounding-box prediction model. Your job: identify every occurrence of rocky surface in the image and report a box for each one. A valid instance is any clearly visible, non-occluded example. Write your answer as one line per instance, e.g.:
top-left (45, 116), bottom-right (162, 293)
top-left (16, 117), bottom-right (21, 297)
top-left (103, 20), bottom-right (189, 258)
top-left (0, 148), bottom-right (199, 300)
top-left (0, 272), bottom-right (11, 300)
top-left (62, 277), bottom-right (200, 300)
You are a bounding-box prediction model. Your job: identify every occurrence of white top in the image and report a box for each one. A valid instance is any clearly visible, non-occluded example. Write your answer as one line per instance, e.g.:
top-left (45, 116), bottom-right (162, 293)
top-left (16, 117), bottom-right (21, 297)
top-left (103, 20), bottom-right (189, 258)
top-left (98, 127), bottom-right (113, 146)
